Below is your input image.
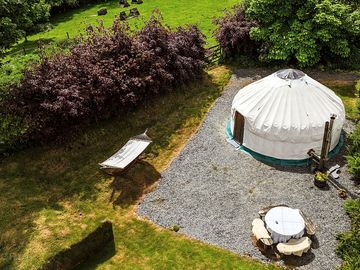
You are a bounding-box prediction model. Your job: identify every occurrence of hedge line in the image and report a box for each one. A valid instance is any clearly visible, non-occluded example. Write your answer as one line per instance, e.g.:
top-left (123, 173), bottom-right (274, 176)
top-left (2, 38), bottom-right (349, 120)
top-left (0, 14), bottom-right (206, 147)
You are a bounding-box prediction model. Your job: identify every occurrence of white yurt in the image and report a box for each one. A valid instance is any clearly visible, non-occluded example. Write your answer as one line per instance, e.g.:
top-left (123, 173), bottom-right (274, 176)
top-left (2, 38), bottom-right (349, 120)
top-left (228, 69), bottom-right (345, 164)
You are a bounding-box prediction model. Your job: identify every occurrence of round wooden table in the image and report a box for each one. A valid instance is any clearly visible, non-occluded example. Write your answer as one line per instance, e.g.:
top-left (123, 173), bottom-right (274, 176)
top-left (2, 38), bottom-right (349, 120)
top-left (265, 206), bottom-right (305, 243)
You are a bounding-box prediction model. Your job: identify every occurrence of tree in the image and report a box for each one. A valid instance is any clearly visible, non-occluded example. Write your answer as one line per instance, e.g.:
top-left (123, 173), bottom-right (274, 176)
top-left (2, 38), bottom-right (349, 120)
top-left (0, 0), bottom-right (50, 51)
top-left (0, 17), bottom-right (21, 51)
top-left (246, 0), bottom-right (360, 67)
top-left (213, 5), bottom-right (258, 58)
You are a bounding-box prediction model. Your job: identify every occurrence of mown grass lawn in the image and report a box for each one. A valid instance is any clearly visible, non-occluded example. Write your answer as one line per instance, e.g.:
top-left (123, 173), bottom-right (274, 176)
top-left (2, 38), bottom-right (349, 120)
top-left (0, 0), bottom-right (239, 102)
top-left (0, 66), bottom-right (280, 270)
top-left (328, 83), bottom-right (360, 121)
top-left (5, 0), bottom-right (238, 59)
top-left (336, 199), bottom-right (360, 270)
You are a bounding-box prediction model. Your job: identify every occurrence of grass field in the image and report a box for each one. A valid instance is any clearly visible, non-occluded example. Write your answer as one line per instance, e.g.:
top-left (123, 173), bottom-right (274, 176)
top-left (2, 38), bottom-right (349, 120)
top-left (5, 0), bottom-right (238, 59)
top-left (0, 66), bottom-right (279, 270)
top-left (0, 0), bottom-right (239, 99)
top-left (329, 84), bottom-right (360, 121)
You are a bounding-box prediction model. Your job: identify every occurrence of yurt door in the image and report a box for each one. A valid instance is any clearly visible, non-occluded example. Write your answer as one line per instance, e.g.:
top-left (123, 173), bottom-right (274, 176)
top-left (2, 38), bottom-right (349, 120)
top-left (234, 111), bottom-right (245, 145)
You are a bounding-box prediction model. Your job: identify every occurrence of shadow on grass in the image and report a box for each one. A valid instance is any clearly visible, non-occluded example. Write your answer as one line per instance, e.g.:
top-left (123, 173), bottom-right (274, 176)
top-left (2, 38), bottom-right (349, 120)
top-left (0, 142), bottom-right (107, 268)
top-left (329, 84), bottom-right (357, 98)
top-left (3, 1), bottom-right (119, 59)
top-left (74, 238), bottom-right (116, 270)
top-left (109, 161), bottom-right (161, 207)
top-left (50, 1), bottom-right (120, 28)
top-left (4, 38), bottom-right (55, 59)
top-left (0, 69), bottom-right (228, 269)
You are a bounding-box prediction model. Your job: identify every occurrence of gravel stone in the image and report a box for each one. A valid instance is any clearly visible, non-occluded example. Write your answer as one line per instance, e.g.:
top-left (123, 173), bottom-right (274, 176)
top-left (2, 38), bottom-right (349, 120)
top-left (138, 70), bottom-right (358, 270)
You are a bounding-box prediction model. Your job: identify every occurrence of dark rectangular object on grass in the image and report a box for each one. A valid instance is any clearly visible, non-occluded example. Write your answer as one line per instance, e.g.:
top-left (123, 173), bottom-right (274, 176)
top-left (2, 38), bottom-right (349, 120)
top-left (119, 0), bottom-right (130, 7)
top-left (120, 11), bottom-right (127, 20)
top-left (39, 221), bottom-right (114, 270)
top-left (129, 8), bottom-right (140, 17)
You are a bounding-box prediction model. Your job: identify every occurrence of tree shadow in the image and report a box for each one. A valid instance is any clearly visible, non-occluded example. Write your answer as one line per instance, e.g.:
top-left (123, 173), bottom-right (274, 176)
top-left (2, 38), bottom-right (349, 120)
top-left (0, 136), bottom-right (113, 268)
top-left (109, 161), bottom-right (161, 207)
top-left (326, 84), bottom-right (357, 98)
top-left (0, 67), bottom-right (224, 268)
top-left (3, 1), bottom-right (122, 59)
top-left (50, 1), bottom-right (121, 27)
top-left (73, 238), bottom-right (116, 270)
top-left (4, 38), bottom-right (55, 59)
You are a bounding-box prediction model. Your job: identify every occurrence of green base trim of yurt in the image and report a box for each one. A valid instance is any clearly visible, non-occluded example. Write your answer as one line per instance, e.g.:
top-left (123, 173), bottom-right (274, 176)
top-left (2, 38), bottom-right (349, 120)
top-left (226, 119), bottom-right (344, 166)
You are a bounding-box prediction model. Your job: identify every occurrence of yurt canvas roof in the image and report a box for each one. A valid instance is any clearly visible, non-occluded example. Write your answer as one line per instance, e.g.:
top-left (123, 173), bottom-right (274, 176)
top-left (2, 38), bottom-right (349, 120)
top-left (230, 69), bottom-right (345, 162)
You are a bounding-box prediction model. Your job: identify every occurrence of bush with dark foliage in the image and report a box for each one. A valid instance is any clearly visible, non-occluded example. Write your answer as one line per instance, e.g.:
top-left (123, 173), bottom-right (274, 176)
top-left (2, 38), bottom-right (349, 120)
top-left (3, 14), bottom-right (206, 143)
top-left (213, 5), bottom-right (258, 58)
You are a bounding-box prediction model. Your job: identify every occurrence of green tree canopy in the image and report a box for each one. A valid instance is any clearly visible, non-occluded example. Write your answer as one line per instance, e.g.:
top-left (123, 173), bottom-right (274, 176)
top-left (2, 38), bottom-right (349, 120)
top-left (246, 0), bottom-right (360, 67)
top-left (0, 0), bottom-right (50, 51)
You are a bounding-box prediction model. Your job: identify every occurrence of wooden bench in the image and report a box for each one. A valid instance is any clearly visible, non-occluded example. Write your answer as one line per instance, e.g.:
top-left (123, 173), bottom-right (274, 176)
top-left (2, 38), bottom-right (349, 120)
top-left (299, 210), bottom-right (316, 236)
top-left (258, 204), bottom-right (288, 218)
top-left (252, 218), bottom-right (273, 247)
top-left (277, 237), bottom-right (312, 256)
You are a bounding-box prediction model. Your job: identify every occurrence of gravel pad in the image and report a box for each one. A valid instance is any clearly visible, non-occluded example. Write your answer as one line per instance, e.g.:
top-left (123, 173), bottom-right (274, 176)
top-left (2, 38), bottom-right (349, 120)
top-left (138, 70), bottom-right (358, 269)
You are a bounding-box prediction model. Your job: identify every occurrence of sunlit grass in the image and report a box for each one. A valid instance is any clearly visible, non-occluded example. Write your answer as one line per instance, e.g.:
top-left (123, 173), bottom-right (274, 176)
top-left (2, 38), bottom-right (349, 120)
top-left (323, 81), bottom-right (360, 121)
top-left (0, 66), bottom-right (279, 270)
top-left (4, 0), bottom-right (239, 60)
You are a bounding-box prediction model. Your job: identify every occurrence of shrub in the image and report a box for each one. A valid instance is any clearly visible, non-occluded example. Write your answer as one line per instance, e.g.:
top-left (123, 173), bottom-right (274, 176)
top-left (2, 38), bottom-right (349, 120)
top-left (356, 80), bottom-right (360, 97)
top-left (346, 122), bottom-right (360, 180)
top-left (348, 122), bottom-right (360, 156)
top-left (346, 154), bottom-right (360, 179)
top-left (213, 5), bottom-right (258, 58)
top-left (356, 80), bottom-right (360, 114)
top-left (2, 13), bottom-right (206, 144)
top-left (337, 199), bottom-right (360, 270)
top-left (171, 225), bottom-right (180, 232)
top-left (314, 171), bottom-right (328, 182)
top-left (245, 0), bottom-right (360, 67)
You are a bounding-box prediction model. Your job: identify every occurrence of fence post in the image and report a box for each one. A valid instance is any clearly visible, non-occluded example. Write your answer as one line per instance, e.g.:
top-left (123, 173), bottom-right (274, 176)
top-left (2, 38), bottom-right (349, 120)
top-left (66, 32), bottom-right (70, 39)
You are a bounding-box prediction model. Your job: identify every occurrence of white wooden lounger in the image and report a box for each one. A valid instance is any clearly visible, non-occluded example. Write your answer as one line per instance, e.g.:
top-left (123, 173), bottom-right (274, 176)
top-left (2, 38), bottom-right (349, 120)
top-left (99, 131), bottom-right (152, 175)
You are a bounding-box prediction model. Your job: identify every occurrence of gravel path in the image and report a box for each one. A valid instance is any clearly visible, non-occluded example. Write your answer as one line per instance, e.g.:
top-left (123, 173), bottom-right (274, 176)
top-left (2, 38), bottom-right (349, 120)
top-left (138, 69), bottom-right (359, 269)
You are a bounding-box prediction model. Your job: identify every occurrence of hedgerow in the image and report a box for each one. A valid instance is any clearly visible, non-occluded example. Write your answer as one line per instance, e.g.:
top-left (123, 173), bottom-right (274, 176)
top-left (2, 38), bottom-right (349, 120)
top-left (1, 13), bottom-right (206, 145)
